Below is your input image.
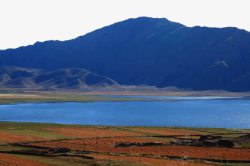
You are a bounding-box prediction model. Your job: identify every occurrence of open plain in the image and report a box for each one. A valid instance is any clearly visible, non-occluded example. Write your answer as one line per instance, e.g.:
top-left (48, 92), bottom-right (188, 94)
top-left (0, 122), bottom-right (250, 166)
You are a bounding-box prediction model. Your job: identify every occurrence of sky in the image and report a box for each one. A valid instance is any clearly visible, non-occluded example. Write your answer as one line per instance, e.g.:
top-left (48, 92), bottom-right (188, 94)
top-left (0, 0), bottom-right (249, 49)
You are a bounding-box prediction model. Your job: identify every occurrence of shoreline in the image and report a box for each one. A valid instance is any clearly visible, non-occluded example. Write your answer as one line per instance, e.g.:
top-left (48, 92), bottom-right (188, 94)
top-left (0, 89), bottom-right (249, 105)
top-left (0, 121), bottom-right (249, 130)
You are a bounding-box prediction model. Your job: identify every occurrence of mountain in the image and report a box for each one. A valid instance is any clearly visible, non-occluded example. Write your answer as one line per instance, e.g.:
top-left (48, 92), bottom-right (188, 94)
top-left (0, 17), bottom-right (250, 91)
top-left (0, 66), bottom-right (118, 89)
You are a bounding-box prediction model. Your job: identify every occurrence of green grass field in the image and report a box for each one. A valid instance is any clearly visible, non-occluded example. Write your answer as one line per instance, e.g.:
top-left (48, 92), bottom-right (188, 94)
top-left (0, 93), bottom-right (142, 104)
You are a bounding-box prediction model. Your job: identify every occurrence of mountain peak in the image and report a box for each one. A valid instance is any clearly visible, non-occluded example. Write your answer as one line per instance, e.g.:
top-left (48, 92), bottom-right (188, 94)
top-left (116, 16), bottom-right (184, 28)
top-left (130, 16), bottom-right (169, 22)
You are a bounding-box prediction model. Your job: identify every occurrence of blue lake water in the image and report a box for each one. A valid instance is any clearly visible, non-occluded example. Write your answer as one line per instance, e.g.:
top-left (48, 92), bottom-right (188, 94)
top-left (0, 96), bottom-right (250, 128)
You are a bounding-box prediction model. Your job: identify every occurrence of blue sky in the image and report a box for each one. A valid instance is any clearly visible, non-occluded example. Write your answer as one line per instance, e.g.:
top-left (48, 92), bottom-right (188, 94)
top-left (0, 0), bottom-right (249, 49)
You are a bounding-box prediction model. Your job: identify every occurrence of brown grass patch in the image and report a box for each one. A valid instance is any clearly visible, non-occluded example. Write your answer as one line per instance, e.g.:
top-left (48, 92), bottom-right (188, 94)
top-left (48, 126), bottom-right (143, 138)
top-left (0, 154), bottom-right (48, 166)
top-left (91, 154), bottom-right (213, 166)
top-left (0, 132), bottom-right (44, 144)
top-left (30, 138), bottom-right (250, 161)
top-left (129, 127), bottom-right (200, 136)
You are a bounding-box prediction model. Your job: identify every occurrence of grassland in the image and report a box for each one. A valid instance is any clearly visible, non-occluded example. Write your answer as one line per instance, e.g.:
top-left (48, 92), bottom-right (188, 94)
top-left (0, 122), bottom-right (249, 166)
top-left (0, 88), bottom-right (249, 105)
top-left (0, 90), bottom-right (144, 105)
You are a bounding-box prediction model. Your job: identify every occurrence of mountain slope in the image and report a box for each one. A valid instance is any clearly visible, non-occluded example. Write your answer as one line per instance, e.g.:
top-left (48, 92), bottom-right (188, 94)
top-left (0, 17), bottom-right (250, 91)
top-left (0, 66), bottom-right (118, 89)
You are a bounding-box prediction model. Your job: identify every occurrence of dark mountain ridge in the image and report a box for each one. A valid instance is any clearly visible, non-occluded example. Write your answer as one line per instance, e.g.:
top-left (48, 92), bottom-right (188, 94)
top-left (0, 17), bottom-right (250, 91)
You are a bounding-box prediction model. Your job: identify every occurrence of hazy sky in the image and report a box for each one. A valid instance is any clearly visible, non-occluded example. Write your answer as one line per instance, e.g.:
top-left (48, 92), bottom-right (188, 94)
top-left (0, 0), bottom-right (249, 49)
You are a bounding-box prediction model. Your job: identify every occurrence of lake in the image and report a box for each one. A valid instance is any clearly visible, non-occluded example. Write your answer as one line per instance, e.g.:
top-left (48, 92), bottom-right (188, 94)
top-left (0, 96), bottom-right (250, 128)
